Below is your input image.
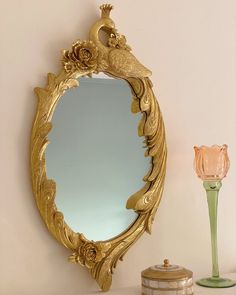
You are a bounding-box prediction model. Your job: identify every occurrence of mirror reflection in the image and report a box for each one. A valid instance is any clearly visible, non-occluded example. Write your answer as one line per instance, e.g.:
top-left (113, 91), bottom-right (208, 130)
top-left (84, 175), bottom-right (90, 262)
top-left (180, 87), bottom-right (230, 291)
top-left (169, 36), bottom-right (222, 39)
top-left (46, 74), bottom-right (149, 241)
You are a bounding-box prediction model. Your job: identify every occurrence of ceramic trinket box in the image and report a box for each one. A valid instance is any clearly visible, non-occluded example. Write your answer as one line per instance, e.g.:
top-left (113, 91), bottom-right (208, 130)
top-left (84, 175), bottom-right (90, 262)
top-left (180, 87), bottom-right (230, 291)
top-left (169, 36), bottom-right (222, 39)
top-left (141, 259), bottom-right (193, 295)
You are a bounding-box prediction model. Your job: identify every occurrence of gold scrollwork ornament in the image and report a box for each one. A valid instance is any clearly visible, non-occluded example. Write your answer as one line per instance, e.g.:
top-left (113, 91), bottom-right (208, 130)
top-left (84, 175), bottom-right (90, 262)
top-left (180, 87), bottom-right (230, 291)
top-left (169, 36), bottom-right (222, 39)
top-left (31, 4), bottom-right (167, 292)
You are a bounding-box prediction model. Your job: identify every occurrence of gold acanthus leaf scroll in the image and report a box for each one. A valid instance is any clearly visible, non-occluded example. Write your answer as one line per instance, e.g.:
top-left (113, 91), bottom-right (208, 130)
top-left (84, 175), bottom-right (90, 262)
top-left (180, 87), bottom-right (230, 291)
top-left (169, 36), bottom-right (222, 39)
top-left (31, 4), bottom-right (167, 292)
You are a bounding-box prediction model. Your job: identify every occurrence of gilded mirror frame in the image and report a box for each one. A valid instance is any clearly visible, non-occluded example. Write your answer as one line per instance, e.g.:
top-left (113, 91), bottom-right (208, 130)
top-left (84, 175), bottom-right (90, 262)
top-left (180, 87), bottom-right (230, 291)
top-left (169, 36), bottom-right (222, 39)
top-left (31, 4), bottom-right (167, 291)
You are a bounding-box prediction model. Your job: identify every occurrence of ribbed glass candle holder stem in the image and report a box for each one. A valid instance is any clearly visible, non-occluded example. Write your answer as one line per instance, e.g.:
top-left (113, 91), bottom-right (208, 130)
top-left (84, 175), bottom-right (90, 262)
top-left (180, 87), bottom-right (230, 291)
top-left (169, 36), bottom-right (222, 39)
top-left (196, 181), bottom-right (235, 288)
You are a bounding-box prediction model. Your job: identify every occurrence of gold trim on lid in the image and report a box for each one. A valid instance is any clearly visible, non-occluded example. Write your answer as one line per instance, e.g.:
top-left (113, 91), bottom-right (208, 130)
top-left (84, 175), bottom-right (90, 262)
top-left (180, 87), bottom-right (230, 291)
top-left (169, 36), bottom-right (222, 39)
top-left (142, 261), bottom-right (193, 281)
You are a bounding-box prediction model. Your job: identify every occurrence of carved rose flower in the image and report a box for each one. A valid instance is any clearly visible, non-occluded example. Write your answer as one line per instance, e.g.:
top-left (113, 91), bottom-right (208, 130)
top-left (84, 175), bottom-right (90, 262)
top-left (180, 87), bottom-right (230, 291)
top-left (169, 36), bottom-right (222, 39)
top-left (68, 234), bottom-right (111, 269)
top-left (62, 40), bottom-right (98, 72)
top-left (63, 61), bottom-right (76, 73)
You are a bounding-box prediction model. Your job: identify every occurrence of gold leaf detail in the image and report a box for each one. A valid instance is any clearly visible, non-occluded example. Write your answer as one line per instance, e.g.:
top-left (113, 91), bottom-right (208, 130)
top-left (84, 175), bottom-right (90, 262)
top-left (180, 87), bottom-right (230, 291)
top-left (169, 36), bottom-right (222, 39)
top-left (131, 99), bottom-right (140, 113)
top-left (69, 234), bottom-right (111, 269)
top-left (108, 29), bottom-right (131, 51)
top-left (62, 40), bottom-right (98, 73)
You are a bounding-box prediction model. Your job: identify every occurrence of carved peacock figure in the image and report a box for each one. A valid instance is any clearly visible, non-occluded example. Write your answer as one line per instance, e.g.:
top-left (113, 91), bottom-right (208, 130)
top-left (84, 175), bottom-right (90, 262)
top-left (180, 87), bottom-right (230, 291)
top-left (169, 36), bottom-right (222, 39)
top-left (89, 4), bottom-right (151, 79)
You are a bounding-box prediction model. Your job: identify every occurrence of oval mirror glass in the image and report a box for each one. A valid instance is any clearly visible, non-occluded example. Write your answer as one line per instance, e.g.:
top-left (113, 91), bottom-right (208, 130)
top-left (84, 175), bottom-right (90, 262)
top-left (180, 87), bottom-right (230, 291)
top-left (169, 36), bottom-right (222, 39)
top-left (46, 74), bottom-right (149, 241)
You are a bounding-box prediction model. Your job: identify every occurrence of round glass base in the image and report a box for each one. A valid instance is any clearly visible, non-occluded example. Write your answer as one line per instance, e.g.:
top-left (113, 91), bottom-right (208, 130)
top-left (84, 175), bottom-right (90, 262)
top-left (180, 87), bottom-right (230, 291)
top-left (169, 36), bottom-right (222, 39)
top-left (196, 277), bottom-right (236, 288)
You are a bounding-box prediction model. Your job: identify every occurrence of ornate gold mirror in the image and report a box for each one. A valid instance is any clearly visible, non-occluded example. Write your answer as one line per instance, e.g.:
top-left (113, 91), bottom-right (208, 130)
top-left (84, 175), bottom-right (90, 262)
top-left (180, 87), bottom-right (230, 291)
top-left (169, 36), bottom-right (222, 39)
top-left (31, 4), bottom-right (167, 291)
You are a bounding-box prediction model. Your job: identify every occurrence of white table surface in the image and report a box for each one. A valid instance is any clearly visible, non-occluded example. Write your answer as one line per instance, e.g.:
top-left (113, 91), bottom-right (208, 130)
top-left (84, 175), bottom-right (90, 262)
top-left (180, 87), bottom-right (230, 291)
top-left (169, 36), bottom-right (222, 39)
top-left (88, 273), bottom-right (236, 295)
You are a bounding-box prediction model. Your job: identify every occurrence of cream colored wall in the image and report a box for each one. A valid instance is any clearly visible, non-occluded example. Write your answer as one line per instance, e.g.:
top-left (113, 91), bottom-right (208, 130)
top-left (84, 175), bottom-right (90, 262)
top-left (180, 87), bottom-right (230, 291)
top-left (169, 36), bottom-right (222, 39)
top-left (1, 0), bottom-right (236, 294)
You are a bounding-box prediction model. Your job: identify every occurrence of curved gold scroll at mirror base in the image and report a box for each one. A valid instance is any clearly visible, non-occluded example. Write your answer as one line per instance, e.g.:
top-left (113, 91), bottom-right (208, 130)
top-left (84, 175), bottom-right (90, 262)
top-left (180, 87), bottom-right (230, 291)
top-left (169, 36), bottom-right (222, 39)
top-left (31, 4), bottom-right (167, 291)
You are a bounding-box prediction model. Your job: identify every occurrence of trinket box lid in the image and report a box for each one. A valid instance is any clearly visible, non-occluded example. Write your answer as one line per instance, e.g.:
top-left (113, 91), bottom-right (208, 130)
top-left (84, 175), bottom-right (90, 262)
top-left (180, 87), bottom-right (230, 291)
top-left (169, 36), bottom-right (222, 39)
top-left (142, 259), bottom-right (193, 281)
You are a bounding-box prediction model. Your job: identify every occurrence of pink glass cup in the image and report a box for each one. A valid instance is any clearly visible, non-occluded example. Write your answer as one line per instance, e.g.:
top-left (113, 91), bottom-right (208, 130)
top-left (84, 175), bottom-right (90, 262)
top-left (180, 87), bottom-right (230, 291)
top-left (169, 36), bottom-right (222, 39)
top-left (194, 144), bottom-right (230, 181)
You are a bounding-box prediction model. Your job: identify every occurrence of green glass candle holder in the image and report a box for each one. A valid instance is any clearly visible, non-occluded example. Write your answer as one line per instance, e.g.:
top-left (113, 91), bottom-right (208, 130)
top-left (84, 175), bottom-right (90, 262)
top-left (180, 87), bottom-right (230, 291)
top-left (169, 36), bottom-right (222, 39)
top-left (196, 181), bottom-right (235, 288)
top-left (194, 145), bottom-right (235, 288)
